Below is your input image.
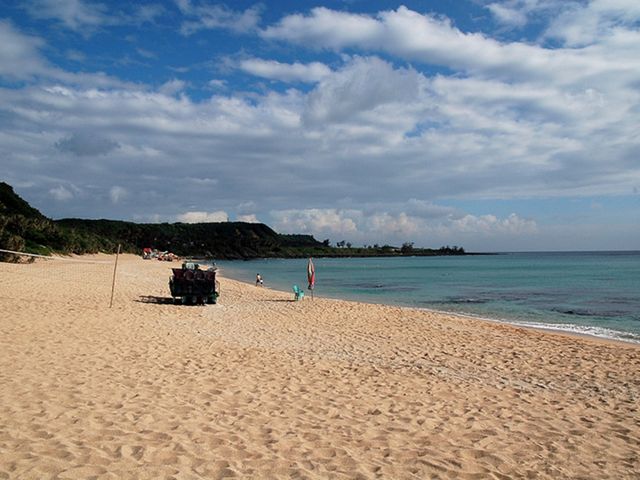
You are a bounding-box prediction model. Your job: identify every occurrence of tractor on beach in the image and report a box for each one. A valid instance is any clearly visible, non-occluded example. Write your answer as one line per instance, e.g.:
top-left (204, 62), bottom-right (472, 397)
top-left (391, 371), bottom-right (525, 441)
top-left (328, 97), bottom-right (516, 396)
top-left (169, 262), bottom-right (220, 305)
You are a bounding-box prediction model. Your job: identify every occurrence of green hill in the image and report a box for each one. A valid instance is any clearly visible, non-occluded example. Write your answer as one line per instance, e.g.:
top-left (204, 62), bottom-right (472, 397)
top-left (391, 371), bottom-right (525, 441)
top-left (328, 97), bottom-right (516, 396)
top-left (0, 182), bottom-right (45, 219)
top-left (0, 181), bottom-right (322, 259)
top-left (54, 218), bottom-right (292, 259)
top-left (0, 182), bottom-right (67, 256)
top-left (0, 181), bottom-right (466, 260)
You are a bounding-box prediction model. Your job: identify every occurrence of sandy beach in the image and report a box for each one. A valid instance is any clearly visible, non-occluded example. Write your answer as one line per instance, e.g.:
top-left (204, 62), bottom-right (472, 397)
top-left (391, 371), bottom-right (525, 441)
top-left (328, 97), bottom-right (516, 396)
top-left (0, 254), bottom-right (638, 479)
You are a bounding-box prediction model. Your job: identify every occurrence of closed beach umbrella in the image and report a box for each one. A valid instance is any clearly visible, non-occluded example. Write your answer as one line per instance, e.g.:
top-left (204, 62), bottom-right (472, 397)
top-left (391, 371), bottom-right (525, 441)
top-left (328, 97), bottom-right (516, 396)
top-left (307, 257), bottom-right (315, 298)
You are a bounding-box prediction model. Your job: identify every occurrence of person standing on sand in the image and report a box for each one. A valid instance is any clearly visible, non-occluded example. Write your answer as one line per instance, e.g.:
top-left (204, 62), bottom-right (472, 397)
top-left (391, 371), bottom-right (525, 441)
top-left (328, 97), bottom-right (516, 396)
top-left (256, 273), bottom-right (263, 286)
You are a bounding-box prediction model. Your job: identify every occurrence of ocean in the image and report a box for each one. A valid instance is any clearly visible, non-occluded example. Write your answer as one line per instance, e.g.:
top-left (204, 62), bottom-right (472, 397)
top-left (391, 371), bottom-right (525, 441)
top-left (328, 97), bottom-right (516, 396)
top-left (215, 252), bottom-right (640, 344)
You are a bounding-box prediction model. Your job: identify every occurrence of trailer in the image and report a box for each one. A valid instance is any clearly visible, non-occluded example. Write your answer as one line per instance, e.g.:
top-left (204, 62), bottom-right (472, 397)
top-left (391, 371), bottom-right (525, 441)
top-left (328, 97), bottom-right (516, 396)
top-left (169, 262), bottom-right (220, 305)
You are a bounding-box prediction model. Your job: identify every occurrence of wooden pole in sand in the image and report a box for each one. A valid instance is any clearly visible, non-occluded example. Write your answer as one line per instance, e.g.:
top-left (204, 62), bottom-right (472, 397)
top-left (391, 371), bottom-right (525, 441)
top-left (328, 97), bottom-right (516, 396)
top-left (109, 244), bottom-right (121, 308)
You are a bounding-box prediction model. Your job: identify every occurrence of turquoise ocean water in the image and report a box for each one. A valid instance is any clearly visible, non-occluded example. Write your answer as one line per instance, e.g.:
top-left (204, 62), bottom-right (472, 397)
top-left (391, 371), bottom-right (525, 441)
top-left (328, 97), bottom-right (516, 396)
top-left (216, 252), bottom-right (640, 343)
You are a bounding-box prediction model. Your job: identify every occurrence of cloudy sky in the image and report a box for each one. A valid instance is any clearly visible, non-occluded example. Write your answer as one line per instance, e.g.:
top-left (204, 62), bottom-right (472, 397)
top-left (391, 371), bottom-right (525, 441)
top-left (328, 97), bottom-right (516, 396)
top-left (1, 0), bottom-right (639, 251)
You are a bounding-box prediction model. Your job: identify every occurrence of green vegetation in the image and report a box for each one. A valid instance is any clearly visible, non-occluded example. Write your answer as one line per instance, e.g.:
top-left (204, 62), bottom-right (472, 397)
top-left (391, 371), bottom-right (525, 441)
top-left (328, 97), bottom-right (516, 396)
top-left (1, 181), bottom-right (466, 260)
top-left (0, 182), bottom-right (68, 259)
top-left (55, 218), bottom-right (287, 259)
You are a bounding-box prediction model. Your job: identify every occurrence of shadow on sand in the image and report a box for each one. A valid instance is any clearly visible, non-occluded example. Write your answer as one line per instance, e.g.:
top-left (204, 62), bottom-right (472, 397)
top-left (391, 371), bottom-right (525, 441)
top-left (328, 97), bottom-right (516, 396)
top-left (137, 295), bottom-right (176, 304)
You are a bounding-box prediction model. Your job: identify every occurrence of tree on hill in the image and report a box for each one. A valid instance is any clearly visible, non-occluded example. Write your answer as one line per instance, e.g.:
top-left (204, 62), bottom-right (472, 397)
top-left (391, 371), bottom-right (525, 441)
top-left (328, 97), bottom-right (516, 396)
top-left (0, 182), bottom-right (45, 218)
top-left (401, 242), bottom-right (414, 254)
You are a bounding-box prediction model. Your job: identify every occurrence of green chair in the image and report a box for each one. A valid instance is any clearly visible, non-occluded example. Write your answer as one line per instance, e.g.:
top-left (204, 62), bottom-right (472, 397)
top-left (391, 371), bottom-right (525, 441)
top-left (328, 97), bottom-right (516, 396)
top-left (293, 285), bottom-right (304, 301)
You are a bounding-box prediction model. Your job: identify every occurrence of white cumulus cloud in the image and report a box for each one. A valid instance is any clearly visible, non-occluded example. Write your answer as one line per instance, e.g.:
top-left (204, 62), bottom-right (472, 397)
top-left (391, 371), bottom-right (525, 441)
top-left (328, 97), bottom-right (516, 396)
top-left (239, 58), bottom-right (331, 83)
top-left (49, 185), bottom-right (74, 201)
top-left (270, 207), bottom-right (537, 248)
top-left (158, 79), bottom-right (187, 96)
top-left (262, 5), bottom-right (640, 88)
top-left (0, 21), bottom-right (47, 79)
top-left (304, 56), bottom-right (422, 124)
top-left (237, 214), bottom-right (259, 223)
top-left (487, 3), bottom-right (528, 27)
top-left (109, 186), bottom-right (127, 204)
top-left (177, 211), bottom-right (229, 223)
top-left (545, 0), bottom-right (640, 46)
top-left (177, 2), bottom-right (262, 35)
top-left (451, 213), bottom-right (538, 235)
top-left (271, 209), bottom-right (359, 236)
top-left (26, 0), bottom-right (109, 31)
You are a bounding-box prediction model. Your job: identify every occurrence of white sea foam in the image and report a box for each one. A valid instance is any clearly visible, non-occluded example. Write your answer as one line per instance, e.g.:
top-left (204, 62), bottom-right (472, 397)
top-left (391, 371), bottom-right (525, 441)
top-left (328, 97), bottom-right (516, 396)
top-left (413, 306), bottom-right (640, 344)
top-left (509, 321), bottom-right (640, 344)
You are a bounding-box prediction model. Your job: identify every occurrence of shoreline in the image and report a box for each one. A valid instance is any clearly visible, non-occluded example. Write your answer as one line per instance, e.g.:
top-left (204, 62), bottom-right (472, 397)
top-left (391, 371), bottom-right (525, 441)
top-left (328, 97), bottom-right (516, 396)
top-left (1, 254), bottom-right (639, 479)
top-left (414, 305), bottom-right (640, 347)
top-left (219, 266), bottom-right (640, 348)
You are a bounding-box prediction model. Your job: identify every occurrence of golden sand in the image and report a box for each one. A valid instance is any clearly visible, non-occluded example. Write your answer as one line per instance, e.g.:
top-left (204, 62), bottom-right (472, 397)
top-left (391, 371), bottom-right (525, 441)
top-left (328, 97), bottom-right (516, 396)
top-left (0, 254), bottom-right (638, 479)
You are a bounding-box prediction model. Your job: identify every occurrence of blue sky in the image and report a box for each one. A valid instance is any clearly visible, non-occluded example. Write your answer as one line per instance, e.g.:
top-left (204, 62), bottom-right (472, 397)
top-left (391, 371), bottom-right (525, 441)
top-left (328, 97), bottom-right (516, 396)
top-left (1, 0), bottom-right (639, 251)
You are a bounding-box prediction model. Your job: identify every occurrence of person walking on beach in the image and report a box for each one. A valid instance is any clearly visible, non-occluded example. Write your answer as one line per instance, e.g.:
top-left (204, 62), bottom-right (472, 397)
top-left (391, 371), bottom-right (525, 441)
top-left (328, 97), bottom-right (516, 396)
top-left (256, 273), bottom-right (263, 286)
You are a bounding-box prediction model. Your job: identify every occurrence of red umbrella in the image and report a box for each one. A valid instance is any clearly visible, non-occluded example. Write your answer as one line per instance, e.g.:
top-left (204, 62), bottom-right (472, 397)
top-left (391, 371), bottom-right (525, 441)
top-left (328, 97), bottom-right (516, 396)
top-left (307, 257), bottom-right (315, 299)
